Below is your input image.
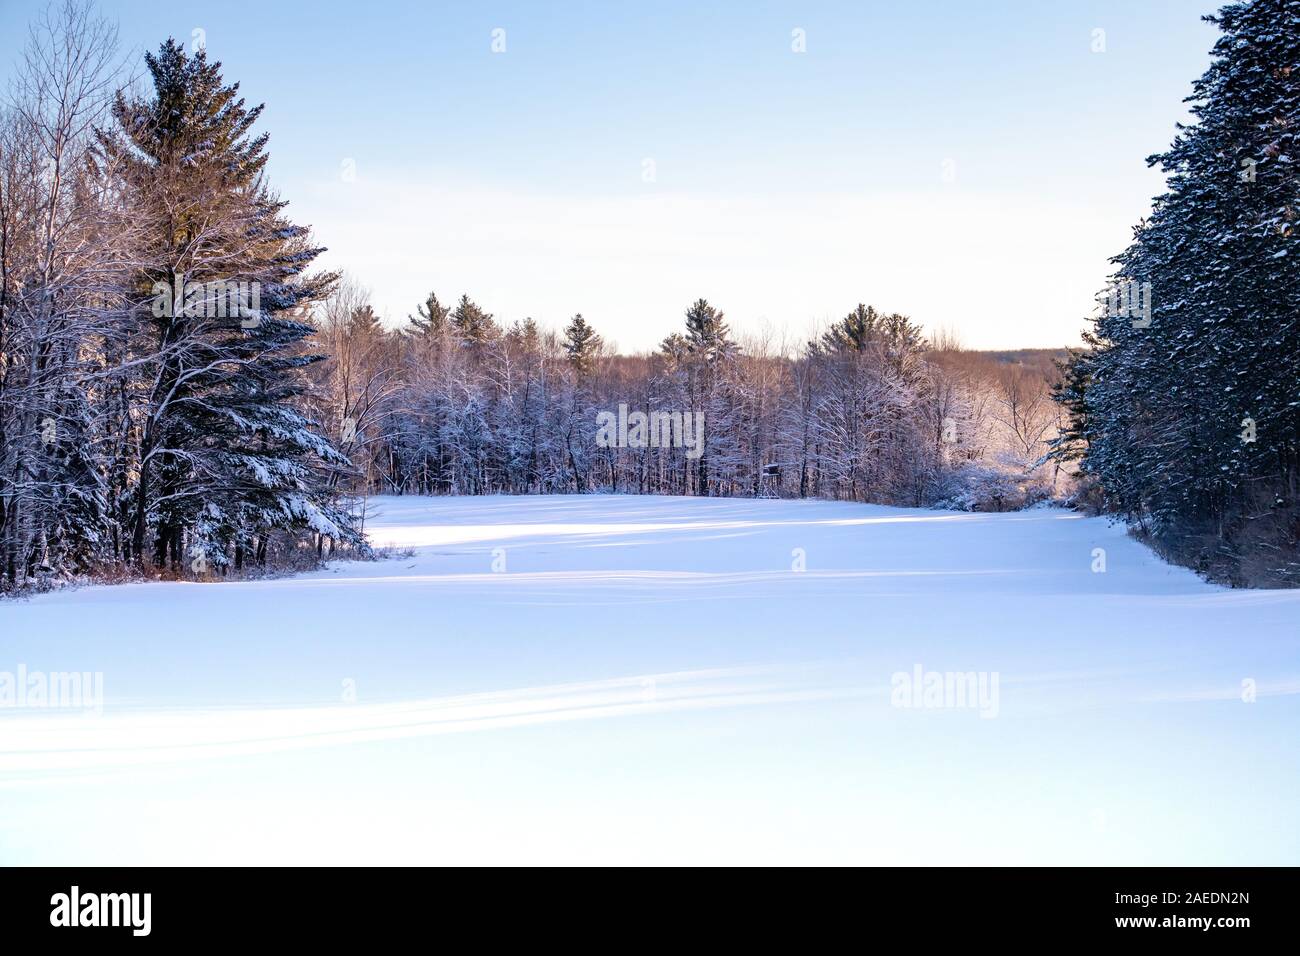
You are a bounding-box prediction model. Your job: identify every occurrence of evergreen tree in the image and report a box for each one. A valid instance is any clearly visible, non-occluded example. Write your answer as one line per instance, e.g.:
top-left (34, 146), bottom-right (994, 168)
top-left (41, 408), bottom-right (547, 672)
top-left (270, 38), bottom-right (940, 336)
top-left (562, 313), bottom-right (602, 378)
top-left (658, 332), bottom-right (690, 365)
top-left (1045, 339), bottom-right (1096, 471)
top-left (450, 294), bottom-right (496, 351)
top-left (1060, 0), bottom-right (1300, 584)
top-left (98, 39), bottom-right (356, 568)
top-left (820, 304), bottom-right (879, 354)
top-left (679, 299), bottom-right (735, 494)
top-left (408, 290), bottom-right (450, 338)
top-left (683, 298), bottom-right (732, 363)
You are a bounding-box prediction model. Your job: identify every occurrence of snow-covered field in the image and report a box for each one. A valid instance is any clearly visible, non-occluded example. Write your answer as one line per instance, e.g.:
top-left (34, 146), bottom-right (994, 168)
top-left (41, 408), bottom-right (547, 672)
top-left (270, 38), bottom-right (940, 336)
top-left (1, 495), bottom-right (1297, 865)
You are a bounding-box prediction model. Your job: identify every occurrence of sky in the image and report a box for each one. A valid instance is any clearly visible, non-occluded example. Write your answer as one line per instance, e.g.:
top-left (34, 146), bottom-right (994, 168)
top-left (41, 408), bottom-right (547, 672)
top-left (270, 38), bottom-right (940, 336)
top-left (0, 0), bottom-right (1222, 351)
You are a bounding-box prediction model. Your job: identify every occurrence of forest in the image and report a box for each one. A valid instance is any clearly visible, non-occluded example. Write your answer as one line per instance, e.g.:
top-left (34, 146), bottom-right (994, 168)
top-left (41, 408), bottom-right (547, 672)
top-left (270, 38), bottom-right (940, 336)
top-left (1, 0), bottom-right (1296, 591)
top-left (306, 286), bottom-right (1066, 509)
top-left (1052, 0), bottom-right (1300, 586)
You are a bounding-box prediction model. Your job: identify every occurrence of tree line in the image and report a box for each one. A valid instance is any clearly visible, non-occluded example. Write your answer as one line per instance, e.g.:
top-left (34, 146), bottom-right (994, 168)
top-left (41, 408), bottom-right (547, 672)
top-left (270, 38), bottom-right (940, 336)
top-left (0, 2), bottom-right (1062, 594)
top-left (310, 284), bottom-right (1063, 512)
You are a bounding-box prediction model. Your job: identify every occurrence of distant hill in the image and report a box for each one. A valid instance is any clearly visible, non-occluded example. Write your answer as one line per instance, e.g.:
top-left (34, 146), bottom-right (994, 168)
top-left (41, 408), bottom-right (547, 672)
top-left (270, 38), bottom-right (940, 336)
top-left (928, 347), bottom-right (1067, 382)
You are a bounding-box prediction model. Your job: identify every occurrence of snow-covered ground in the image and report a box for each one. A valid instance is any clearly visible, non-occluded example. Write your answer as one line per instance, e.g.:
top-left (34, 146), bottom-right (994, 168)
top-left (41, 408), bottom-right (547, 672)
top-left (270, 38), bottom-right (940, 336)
top-left (1, 495), bottom-right (1297, 865)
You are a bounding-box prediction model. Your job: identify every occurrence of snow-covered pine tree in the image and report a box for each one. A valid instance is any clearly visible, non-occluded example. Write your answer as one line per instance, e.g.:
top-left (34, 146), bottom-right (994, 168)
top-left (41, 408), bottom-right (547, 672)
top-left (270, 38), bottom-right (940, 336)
top-left (408, 290), bottom-right (451, 339)
top-left (98, 39), bottom-right (359, 570)
top-left (683, 298), bottom-right (731, 364)
top-left (562, 313), bottom-right (602, 378)
top-left (680, 299), bottom-right (734, 494)
top-left (449, 294), bottom-right (497, 353)
top-left (1061, 0), bottom-right (1300, 584)
top-left (1045, 339), bottom-right (1096, 474)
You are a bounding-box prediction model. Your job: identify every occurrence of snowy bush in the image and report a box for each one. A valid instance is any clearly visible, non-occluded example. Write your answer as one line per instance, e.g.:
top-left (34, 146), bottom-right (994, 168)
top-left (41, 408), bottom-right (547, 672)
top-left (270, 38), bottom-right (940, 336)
top-left (933, 463), bottom-right (1027, 512)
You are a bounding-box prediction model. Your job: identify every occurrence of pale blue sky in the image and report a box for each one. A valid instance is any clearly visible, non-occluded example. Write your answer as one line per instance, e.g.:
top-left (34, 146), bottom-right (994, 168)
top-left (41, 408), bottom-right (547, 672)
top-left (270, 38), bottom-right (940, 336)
top-left (1, 1), bottom-right (1221, 349)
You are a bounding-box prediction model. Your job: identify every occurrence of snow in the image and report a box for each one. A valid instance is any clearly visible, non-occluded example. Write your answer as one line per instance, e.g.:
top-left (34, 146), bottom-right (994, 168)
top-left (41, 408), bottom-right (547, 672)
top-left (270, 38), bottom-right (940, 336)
top-left (0, 494), bottom-right (1297, 865)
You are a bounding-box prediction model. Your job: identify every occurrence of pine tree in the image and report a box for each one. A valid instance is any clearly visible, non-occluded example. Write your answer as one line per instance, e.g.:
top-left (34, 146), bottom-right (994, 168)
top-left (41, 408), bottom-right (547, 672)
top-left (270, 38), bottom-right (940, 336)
top-left (683, 298), bottom-right (731, 363)
top-left (1062, 0), bottom-right (1300, 584)
top-left (408, 290), bottom-right (450, 338)
top-left (820, 304), bottom-right (879, 353)
top-left (658, 332), bottom-right (689, 365)
top-left (1045, 340), bottom-right (1095, 471)
top-left (679, 299), bottom-right (735, 494)
top-left (99, 39), bottom-right (357, 569)
top-left (562, 313), bottom-right (601, 378)
top-left (450, 294), bottom-right (496, 351)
